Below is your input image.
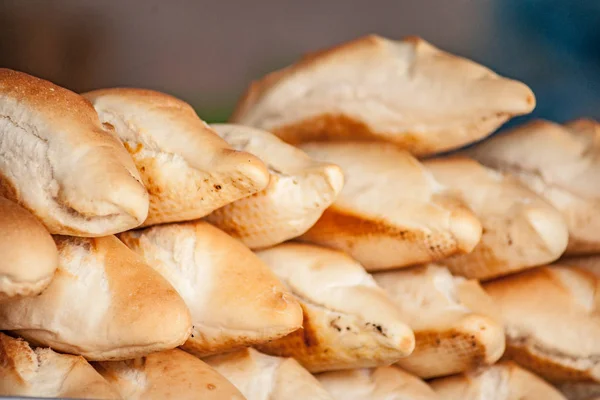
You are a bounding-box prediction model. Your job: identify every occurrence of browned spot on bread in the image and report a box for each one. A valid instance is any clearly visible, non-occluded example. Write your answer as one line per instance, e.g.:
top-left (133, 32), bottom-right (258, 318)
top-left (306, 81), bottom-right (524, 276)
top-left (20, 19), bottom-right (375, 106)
top-left (272, 113), bottom-right (430, 154)
top-left (504, 344), bottom-right (595, 383)
top-left (123, 141), bottom-right (143, 155)
top-left (300, 207), bottom-right (457, 268)
top-left (207, 384), bottom-right (216, 390)
top-left (444, 240), bottom-right (512, 280)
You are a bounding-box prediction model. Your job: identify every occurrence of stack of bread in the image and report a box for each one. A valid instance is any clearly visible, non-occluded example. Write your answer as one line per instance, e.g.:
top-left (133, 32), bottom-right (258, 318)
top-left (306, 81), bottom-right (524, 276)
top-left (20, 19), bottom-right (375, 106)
top-left (0, 34), bottom-right (596, 400)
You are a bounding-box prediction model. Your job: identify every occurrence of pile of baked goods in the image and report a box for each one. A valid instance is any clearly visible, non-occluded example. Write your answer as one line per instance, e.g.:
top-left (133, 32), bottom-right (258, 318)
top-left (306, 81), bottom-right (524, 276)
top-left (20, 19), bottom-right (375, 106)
top-left (0, 34), bottom-right (598, 400)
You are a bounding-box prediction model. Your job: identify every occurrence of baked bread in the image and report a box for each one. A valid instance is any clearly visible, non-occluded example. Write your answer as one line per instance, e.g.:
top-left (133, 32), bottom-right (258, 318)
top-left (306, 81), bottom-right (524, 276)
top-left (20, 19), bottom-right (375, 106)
top-left (0, 69), bottom-right (149, 236)
top-left (316, 366), bottom-right (440, 400)
top-left (83, 88), bottom-right (269, 226)
top-left (430, 361), bottom-right (566, 400)
top-left (95, 348), bottom-right (245, 400)
top-left (0, 332), bottom-right (119, 399)
top-left (297, 141), bottom-right (482, 271)
top-left (254, 243), bottom-right (415, 372)
top-left (119, 221), bottom-right (303, 357)
top-left (424, 156), bottom-right (568, 279)
top-left (230, 35), bottom-right (535, 156)
top-left (205, 124), bottom-right (344, 249)
top-left (373, 264), bottom-right (505, 378)
top-left (0, 235), bottom-right (192, 360)
top-left (0, 196), bottom-right (57, 302)
top-left (464, 119), bottom-right (600, 255)
top-left (204, 348), bottom-right (333, 400)
top-left (484, 265), bottom-right (600, 382)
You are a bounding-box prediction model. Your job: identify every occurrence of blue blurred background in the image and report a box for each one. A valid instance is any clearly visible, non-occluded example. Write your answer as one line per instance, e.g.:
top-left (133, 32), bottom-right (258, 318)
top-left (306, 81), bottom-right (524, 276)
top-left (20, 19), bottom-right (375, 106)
top-left (0, 0), bottom-right (598, 128)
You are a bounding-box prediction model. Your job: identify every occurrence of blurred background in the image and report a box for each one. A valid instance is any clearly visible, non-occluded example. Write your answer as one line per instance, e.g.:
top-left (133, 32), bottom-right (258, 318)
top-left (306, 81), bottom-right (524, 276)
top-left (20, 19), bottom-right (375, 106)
top-left (0, 0), bottom-right (598, 127)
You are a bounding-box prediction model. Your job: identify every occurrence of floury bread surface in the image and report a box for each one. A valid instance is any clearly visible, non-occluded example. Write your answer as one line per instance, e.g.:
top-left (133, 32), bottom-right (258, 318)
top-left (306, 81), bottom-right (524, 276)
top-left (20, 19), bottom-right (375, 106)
top-left (0, 333), bottom-right (119, 399)
top-left (255, 243), bottom-right (415, 372)
top-left (317, 366), bottom-right (441, 400)
top-left (0, 196), bottom-right (57, 302)
top-left (0, 235), bottom-right (192, 360)
top-left (374, 264), bottom-right (505, 378)
top-left (205, 348), bottom-right (333, 400)
top-left (231, 35), bottom-right (535, 156)
top-left (484, 265), bottom-right (600, 382)
top-left (0, 69), bottom-right (149, 236)
top-left (465, 118), bottom-right (600, 255)
top-left (424, 157), bottom-right (568, 280)
top-left (119, 220), bottom-right (303, 357)
top-left (298, 141), bottom-right (482, 271)
top-left (206, 124), bottom-right (344, 249)
top-left (96, 348), bottom-right (245, 400)
top-left (84, 88), bottom-right (270, 226)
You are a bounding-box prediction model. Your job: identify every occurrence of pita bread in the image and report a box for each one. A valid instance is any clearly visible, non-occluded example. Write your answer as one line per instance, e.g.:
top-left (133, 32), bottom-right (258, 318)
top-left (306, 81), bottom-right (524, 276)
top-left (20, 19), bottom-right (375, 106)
top-left (374, 264), bottom-right (505, 378)
top-left (0, 69), bottom-right (148, 236)
top-left (430, 361), bottom-right (566, 400)
top-left (465, 119), bottom-right (600, 255)
top-left (297, 141), bottom-right (482, 271)
top-left (484, 265), bottom-right (600, 382)
top-left (84, 88), bottom-right (270, 226)
top-left (119, 220), bottom-right (303, 357)
top-left (0, 332), bottom-right (119, 399)
top-left (205, 124), bottom-right (344, 249)
top-left (424, 157), bottom-right (568, 279)
top-left (255, 243), bottom-right (415, 372)
top-left (230, 35), bottom-right (535, 156)
top-left (95, 348), bottom-right (245, 400)
top-left (204, 348), bottom-right (332, 400)
top-left (0, 235), bottom-right (192, 361)
top-left (0, 196), bottom-right (57, 302)
top-left (316, 366), bottom-right (440, 400)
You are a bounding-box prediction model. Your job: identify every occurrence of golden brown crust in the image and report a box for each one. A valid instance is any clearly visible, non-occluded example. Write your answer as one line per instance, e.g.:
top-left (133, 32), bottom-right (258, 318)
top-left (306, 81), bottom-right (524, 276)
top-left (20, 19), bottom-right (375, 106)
top-left (96, 348), bottom-right (245, 400)
top-left (0, 197), bottom-right (57, 301)
top-left (299, 205), bottom-right (461, 271)
top-left (231, 36), bottom-right (535, 156)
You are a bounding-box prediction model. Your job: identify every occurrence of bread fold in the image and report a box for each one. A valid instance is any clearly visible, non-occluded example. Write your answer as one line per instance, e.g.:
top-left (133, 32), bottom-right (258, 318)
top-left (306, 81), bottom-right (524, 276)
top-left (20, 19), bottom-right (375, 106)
top-left (84, 88), bottom-right (270, 226)
top-left (205, 124), bottom-right (344, 249)
top-left (119, 221), bottom-right (303, 357)
top-left (231, 35), bottom-right (535, 156)
top-left (255, 243), bottom-right (415, 372)
top-left (204, 348), bottom-right (333, 400)
top-left (0, 235), bottom-right (192, 360)
top-left (0, 69), bottom-right (149, 236)
top-left (0, 332), bottom-right (119, 399)
top-left (0, 197), bottom-right (57, 302)
top-left (484, 265), bottom-right (600, 382)
top-left (424, 156), bottom-right (568, 279)
top-left (430, 361), bottom-right (566, 400)
top-left (374, 264), bottom-right (505, 378)
top-left (465, 119), bottom-right (600, 255)
top-left (96, 348), bottom-right (245, 400)
top-left (297, 142), bottom-right (482, 271)
top-left (316, 366), bottom-right (441, 400)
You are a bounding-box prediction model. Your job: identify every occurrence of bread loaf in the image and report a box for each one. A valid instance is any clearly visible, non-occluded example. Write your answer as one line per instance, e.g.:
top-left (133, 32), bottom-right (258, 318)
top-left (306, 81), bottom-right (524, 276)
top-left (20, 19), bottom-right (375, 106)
top-left (230, 35), bottom-right (535, 156)
top-left (0, 196), bottom-right (57, 302)
top-left (0, 69), bottom-right (149, 236)
top-left (205, 124), bottom-right (344, 249)
top-left (84, 88), bottom-right (270, 226)
top-left (119, 221), bottom-right (303, 357)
